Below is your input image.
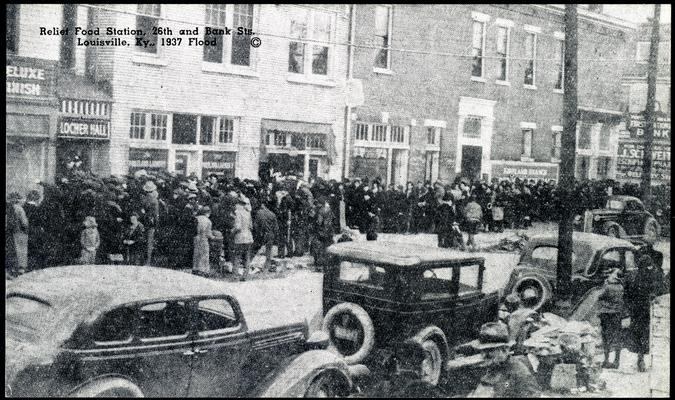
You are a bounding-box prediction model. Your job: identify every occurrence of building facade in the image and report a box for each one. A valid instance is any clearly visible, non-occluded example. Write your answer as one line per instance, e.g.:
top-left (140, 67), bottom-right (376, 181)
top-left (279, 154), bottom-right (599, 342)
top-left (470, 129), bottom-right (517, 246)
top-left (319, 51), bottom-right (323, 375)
top-left (85, 4), bottom-right (349, 181)
top-left (347, 4), bottom-right (635, 186)
top-left (619, 22), bottom-right (671, 185)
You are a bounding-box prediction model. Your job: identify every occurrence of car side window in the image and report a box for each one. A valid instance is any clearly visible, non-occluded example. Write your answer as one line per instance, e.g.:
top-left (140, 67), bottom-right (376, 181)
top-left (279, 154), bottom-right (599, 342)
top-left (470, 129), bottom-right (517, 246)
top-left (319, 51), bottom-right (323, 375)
top-left (419, 267), bottom-right (455, 300)
top-left (91, 306), bottom-right (136, 345)
top-left (589, 249), bottom-right (623, 276)
top-left (196, 298), bottom-right (240, 335)
top-left (137, 301), bottom-right (190, 341)
top-left (339, 261), bottom-right (386, 289)
top-left (531, 246), bottom-right (577, 269)
top-left (625, 250), bottom-right (636, 272)
top-left (457, 264), bottom-right (481, 295)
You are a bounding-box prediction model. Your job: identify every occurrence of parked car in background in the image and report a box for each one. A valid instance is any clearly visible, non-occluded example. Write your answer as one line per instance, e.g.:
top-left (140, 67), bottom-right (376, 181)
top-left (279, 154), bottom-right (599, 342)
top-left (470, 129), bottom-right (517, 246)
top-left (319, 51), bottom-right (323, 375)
top-left (6, 265), bottom-right (359, 398)
top-left (503, 232), bottom-right (640, 316)
top-left (322, 241), bottom-right (500, 386)
top-left (575, 195), bottom-right (660, 244)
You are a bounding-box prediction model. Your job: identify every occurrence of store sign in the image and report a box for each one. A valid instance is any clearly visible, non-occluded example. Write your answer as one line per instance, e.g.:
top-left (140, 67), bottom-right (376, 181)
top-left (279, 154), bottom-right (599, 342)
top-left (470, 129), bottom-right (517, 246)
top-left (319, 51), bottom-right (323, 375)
top-left (202, 151), bottom-right (236, 177)
top-left (6, 55), bottom-right (55, 99)
top-left (616, 141), bottom-right (671, 183)
top-left (58, 118), bottom-right (110, 139)
top-left (627, 114), bottom-right (670, 141)
top-left (128, 148), bottom-right (168, 173)
top-left (354, 147), bottom-right (387, 159)
top-left (491, 163), bottom-right (559, 182)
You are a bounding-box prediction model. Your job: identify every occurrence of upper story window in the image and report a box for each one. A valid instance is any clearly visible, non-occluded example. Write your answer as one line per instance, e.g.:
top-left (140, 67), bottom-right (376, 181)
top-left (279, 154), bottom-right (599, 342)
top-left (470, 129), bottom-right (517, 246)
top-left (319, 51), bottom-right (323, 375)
top-left (554, 39), bottom-right (564, 90)
top-left (578, 122), bottom-right (592, 150)
top-left (426, 127), bottom-right (437, 145)
top-left (599, 123), bottom-right (611, 151)
top-left (204, 4), bottom-right (254, 67)
top-left (471, 21), bottom-right (485, 78)
top-left (136, 4), bottom-right (161, 54)
top-left (374, 5), bottom-right (392, 70)
top-left (463, 116), bottom-right (482, 138)
top-left (496, 26), bottom-right (509, 81)
top-left (288, 8), bottom-right (332, 76)
top-left (524, 32), bottom-right (537, 86)
top-left (7, 4), bottom-right (19, 53)
top-left (522, 129), bottom-right (533, 158)
top-left (130, 112), bottom-right (169, 141)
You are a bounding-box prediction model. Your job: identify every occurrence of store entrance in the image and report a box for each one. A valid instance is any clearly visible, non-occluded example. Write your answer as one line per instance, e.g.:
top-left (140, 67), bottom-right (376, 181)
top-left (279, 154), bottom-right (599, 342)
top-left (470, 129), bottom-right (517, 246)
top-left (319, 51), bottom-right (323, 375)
top-left (461, 145), bottom-right (482, 182)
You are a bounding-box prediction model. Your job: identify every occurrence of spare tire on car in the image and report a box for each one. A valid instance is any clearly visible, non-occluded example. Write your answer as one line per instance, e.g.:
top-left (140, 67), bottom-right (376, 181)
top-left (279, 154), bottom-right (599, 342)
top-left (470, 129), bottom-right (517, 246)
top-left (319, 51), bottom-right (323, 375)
top-left (322, 302), bottom-right (375, 364)
top-left (510, 275), bottom-right (552, 311)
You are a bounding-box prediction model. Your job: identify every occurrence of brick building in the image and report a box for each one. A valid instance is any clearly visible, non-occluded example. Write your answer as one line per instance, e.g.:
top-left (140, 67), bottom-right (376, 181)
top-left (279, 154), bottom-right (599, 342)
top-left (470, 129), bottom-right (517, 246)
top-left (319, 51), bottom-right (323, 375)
top-left (84, 4), bottom-right (349, 181)
top-left (347, 4), bottom-right (635, 186)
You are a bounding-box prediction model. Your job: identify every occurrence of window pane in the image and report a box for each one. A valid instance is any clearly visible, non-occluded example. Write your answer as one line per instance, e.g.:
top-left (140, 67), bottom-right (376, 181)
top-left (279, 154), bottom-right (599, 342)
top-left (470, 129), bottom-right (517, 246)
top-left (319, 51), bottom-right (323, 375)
top-left (375, 45), bottom-right (389, 69)
top-left (578, 123), bottom-right (592, 150)
top-left (355, 123), bottom-right (368, 140)
top-left (472, 22), bottom-right (484, 78)
top-left (599, 123), bottom-right (610, 150)
top-left (524, 33), bottom-right (534, 59)
top-left (150, 113), bottom-right (167, 141)
top-left (205, 4), bottom-right (227, 26)
top-left (91, 307), bottom-right (135, 343)
top-left (289, 11), bottom-right (308, 39)
top-left (522, 129), bottom-right (532, 157)
top-left (496, 27), bottom-right (507, 55)
top-left (288, 42), bottom-right (305, 73)
top-left (458, 264), bottom-right (480, 295)
top-left (339, 261), bottom-right (386, 288)
top-left (524, 60), bottom-right (534, 85)
top-left (313, 12), bottom-right (331, 42)
top-left (419, 267), bottom-right (454, 300)
top-left (136, 15), bottom-right (159, 54)
top-left (203, 33), bottom-right (224, 62)
top-left (463, 117), bottom-right (481, 138)
top-left (197, 299), bottom-right (239, 332)
top-left (374, 6), bottom-right (390, 69)
top-left (200, 116), bottom-right (215, 145)
top-left (219, 118), bottom-right (234, 143)
top-left (231, 4), bottom-right (253, 66)
top-left (374, 6), bottom-right (389, 37)
top-left (130, 112), bottom-right (146, 139)
top-left (312, 46), bottom-right (328, 75)
top-left (137, 301), bottom-right (190, 339)
top-left (472, 21), bottom-right (483, 49)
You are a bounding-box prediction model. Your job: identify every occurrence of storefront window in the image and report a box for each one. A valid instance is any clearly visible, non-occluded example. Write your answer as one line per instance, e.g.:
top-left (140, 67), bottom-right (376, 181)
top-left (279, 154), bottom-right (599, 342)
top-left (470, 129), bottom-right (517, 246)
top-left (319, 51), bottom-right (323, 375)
top-left (200, 116), bottom-right (216, 145)
top-left (172, 114), bottom-right (198, 144)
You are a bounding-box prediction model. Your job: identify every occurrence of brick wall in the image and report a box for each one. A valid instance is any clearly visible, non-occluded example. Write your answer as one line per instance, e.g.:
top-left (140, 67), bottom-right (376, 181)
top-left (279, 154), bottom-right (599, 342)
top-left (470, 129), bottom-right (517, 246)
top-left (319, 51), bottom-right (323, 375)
top-left (351, 4), bottom-right (632, 183)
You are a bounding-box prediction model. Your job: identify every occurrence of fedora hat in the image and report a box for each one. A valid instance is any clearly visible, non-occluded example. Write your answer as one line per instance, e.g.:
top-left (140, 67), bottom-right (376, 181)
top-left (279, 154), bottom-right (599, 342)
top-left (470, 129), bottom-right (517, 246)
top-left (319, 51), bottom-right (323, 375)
top-left (467, 322), bottom-right (514, 351)
top-left (83, 216), bottom-right (98, 228)
top-left (142, 180), bottom-right (157, 193)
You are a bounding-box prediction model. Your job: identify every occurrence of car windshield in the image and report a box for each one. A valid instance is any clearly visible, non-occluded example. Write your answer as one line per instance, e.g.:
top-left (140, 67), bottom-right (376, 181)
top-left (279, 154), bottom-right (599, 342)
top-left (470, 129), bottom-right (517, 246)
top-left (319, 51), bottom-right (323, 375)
top-left (6, 295), bottom-right (55, 341)
top-left (606, 200), bottom-right (624, 210)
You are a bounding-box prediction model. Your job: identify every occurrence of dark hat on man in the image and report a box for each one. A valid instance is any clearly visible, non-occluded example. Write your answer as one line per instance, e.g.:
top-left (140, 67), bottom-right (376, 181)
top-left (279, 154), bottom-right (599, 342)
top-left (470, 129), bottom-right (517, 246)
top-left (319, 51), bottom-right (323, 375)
top-left (467, 322), bottom-right (514, 351)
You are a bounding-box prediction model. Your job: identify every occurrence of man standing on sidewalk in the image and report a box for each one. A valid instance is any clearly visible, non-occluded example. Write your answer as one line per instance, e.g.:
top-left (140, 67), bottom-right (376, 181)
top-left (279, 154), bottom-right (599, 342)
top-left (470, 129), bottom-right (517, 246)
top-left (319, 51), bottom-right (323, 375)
top-left (232, 192), bottom-right (254, 281)
top-left (141, 180), bottom-right (160, 266)
top-left (464, 194), bottom-right (483, 251)
top-left (253, 201), bottom-right (279, 272)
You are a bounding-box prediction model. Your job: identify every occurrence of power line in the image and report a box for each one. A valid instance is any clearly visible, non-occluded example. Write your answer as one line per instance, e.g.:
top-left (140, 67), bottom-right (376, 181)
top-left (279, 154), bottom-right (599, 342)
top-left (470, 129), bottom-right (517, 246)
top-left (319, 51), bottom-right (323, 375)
top-left (78, 4), bottom-right (668, 65)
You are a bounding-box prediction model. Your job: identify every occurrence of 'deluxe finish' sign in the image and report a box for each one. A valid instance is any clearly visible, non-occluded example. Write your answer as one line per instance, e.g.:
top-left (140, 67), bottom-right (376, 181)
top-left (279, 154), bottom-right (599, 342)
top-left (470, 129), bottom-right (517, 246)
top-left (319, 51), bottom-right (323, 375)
top-left (6, 55), bottom-right (55, 99)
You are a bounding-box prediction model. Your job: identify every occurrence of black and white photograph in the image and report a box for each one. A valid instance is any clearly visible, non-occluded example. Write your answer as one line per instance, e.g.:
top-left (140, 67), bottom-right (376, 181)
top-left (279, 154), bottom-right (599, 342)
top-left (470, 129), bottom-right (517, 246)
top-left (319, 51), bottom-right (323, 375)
top-left (5, 3), bottom-right (671, 397)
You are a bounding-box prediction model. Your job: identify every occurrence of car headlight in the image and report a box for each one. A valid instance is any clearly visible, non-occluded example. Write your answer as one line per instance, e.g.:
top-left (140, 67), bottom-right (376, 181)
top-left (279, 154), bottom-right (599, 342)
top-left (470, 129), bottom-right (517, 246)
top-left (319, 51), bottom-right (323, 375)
top-left (593, 215), bottom-right (600, 222)
top-left (574, 215), bottom-right (582, 222)
top-left (656, 209), bottom-right (663, 217)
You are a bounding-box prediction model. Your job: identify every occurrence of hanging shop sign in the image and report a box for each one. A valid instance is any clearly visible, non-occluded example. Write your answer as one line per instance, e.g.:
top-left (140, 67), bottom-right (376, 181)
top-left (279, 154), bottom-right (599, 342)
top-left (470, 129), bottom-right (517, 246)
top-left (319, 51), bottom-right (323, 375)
top-left (6, 55), bottom-right (55, 99)
top-left (128, 148), bottom-right (168, 173)
top-left (202, 151), bottom-right (236, 177)
top-left (616, 141), bottom-right (671, 183)
top-left (491, 162), bottom-right (559, 182)
top-left (58, 117), bottom-right (110, 139)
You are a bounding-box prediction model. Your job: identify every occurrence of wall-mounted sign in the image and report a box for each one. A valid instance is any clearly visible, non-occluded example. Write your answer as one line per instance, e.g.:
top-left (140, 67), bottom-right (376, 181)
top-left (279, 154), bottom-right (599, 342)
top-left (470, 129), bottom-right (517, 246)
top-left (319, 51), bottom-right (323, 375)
top-left (58, 117), bottom-right (110, 139)
top-left (128, 148), bottom-right (168, 173)
top-left (354, 146), bottom-right (387, 159)
top-left (202, 151), bottom-right (236, 178)
top-left (491, 162), bottom-right (559, 182)
top-left (616, 141), bottom-right (671, 183)
top-left (6, 55), bottom-right (55, 99)
top-left (628, 114), bottom-right (670, 142)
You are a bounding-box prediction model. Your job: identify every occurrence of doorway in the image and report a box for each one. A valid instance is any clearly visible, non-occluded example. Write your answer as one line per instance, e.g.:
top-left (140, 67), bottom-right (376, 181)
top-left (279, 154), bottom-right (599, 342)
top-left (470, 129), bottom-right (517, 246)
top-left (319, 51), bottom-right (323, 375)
top-left (461, 145), bottom-right (482, 182)
top-left (175, 152), bottom-right (190, 177)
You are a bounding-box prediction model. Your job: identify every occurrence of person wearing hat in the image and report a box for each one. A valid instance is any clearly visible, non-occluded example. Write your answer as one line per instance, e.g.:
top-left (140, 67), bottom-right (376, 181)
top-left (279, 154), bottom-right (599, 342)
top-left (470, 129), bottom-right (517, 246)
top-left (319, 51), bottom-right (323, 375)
top-left (7, 192), bottom-right (29, 276)
top-left (625, 254), bottom-right (664, 372)
top-left (311, 196), bottom-right (335, 270)
top-left (141, 180), bottom-right (160, 266)
top-left (192, 206), bottom-right (216, 276)
top-left (79, 216), bottom-right (100, 264)
top-left (597, 268), bottom-right (625, 369)
top-left (467, 322), bottom-right (541, 398)
top-left (252, 201), bottom-right (279, 273)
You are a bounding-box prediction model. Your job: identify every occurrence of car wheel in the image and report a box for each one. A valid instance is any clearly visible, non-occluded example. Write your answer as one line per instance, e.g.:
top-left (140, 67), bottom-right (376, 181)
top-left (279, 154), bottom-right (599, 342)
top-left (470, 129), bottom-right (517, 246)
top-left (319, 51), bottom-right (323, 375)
top-left (322, 302), bottom-right (375, 365)
top-left (644, 219), bottom-right (660, 244)
top-left (420, 339), bottom-right (443, 386)
top-left (304, 372), bottom-right (348, 398)
top-left (70, 378), bottom-right (144, 397)
top-left (512, 276), bottom-right (552, 311)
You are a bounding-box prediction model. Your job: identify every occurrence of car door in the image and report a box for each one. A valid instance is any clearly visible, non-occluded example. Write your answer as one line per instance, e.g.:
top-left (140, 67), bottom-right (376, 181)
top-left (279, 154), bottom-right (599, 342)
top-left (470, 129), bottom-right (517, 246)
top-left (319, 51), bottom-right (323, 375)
top-left (187, 296), bottom-right (252, 397)
top-left (623, 200), bottom-right (647, 236)
top-left (131, 300), bottom-right (194, 397)
top-left (452, 262), bottom-right (489, 345)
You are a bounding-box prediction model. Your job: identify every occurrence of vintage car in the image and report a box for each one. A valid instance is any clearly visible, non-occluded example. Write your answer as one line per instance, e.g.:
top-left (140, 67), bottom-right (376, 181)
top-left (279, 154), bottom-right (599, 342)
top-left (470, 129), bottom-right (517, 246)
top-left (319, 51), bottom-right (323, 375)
top-left (503, 232), bottom-right (640, 314)
top-left (576, 195), bottom-right (660, 243)
top-left (322, 241), bottom-right (500, 386)
top-left (5, 265), bottom-right (360, 398)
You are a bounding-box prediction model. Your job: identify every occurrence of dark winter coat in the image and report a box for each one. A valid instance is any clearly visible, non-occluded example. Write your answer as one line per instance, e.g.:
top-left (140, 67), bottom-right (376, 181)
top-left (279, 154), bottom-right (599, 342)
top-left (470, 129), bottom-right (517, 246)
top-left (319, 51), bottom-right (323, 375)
top-left (254, 206), bottom-right (279, 243)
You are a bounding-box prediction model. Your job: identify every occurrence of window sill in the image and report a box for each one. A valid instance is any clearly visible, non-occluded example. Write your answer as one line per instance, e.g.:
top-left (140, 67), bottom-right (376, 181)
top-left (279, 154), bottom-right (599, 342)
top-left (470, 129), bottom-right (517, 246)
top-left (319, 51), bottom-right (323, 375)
top-left (132, 54), bottom-right (168, 67)
top-left (286, 74), bottom-right (336, 87)
top-left (373, 67), bottom-right (394, 75)
top-left (551, 158), bottom-right (560, 163)
top-left (495, 80), bottom-right (511, 87)
top-left (520, 156), bottom-right (535, 162)
top-left (471, 76), bottom-right (487, 83)
top-left (202, 62), bottom-right (259, 78)
top-left (553, 88), bottom-right (564, 94)
top-left (524, 84), bottom-right (537, 91)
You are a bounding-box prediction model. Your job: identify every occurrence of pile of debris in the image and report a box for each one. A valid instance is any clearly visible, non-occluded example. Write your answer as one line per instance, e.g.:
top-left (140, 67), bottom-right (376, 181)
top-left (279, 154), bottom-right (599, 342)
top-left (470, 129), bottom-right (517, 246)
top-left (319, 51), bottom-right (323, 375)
top-left (481, 231), bottom-right (530, 253)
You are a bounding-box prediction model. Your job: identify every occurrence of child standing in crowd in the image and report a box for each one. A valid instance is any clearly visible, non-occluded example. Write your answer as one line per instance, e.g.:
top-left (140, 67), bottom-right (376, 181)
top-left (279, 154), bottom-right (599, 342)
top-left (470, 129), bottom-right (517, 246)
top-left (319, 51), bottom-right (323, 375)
top-left (79, 216), bottom-right (100, 264)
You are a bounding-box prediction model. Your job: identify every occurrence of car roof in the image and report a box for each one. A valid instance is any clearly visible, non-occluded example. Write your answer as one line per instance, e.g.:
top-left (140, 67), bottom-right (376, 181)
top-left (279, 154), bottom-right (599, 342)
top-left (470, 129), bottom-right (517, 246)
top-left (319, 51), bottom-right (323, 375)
top-left (526, 231), bottom-right (637, 252)
top-left (327, 241), bottom-right (484, 267)
top-left (607, 195), bottom-right (640, 202)
top-left (6, 265), bottom-right (228, 311)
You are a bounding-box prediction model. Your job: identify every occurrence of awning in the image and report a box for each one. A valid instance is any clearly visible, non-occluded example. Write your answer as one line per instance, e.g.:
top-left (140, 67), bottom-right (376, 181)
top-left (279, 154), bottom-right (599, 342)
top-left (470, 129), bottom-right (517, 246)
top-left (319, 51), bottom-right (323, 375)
top-left (55, 69), bottom-right (113, 102)
top-left (578, 106), bottom-right (624, 121)
top-left (260, 119), bottom-right (337, 165)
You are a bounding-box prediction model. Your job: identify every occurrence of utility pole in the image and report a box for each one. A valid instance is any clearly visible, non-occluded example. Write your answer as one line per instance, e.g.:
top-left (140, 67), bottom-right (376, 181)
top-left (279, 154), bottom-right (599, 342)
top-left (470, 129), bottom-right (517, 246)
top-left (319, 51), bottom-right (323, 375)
top-left (556, 4), bottom-right (578, 308)
top-left (641, 4), bottom-right (661, 208)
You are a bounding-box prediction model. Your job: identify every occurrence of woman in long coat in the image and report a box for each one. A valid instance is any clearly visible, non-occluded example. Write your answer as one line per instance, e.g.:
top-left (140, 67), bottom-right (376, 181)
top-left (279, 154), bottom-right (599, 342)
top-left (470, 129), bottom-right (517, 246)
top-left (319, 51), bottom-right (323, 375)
top-left (193, 206), bottom-right (215, 276)
top-left (7, 192), bottom-right (29, 276)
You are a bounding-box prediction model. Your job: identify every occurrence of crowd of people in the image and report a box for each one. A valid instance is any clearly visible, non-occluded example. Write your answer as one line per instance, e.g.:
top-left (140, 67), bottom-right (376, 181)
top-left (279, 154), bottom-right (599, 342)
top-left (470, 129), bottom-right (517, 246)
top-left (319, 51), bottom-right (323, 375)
top-left (5, 165), bottom-right (670, 279)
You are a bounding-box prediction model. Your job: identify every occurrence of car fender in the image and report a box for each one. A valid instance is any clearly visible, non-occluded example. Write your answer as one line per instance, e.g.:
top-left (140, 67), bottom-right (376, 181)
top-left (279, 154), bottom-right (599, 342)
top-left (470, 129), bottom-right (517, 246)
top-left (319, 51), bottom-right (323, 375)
top-left (251, 349), bottom-right (353, 398)
top-left (65, 373), bottom-right (143, 397)
top-left (410, 325), bottom-right (449, 361)
top-left (504, 266), bottom-right (555, 296)
top-left (602, 221), bottom-right (626, 237)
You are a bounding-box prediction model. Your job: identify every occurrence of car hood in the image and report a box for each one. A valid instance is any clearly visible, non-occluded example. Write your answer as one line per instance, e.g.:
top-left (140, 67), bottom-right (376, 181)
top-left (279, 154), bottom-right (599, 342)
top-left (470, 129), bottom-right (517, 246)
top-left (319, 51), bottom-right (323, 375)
top-left (513, 262), bottom-right (557, 277)
top-left (589, 209), bottom-right (620, 217)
